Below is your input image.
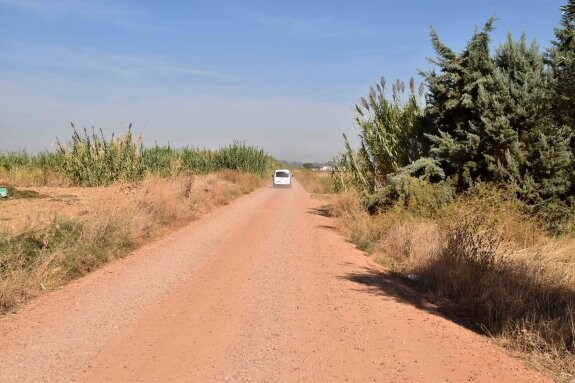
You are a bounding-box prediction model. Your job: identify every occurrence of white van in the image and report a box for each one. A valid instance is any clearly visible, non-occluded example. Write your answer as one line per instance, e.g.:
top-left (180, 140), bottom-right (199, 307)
top-left (273, 169), bottom-right (292, 188)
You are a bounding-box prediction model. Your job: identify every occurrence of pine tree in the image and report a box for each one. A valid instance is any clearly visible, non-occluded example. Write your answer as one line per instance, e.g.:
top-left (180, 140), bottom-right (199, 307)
top-left (549, 0), bottom-right (575, 202)
top-left (423, 19), bottom-right (573, 221)
top-left (496, 34), bottom-right (573, 206)
top-left (549, 0), bottom-right (575, 128)
top-left (423, 18), bottom-right (503, 188)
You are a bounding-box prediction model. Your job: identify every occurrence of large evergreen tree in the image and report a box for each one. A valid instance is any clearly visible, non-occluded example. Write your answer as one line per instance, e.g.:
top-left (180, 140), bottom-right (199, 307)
top-left (422, 19), bottom-right (499, 189)
top-left (339, 4), bottom-right (575, 228)
top-left (494, 34), bottom-right (572, 205)
top-left (422, 19), bottom-right (573, 215)
top-left (549, 0), bottom-right (575, 128)
top-left (549, 0), bottom-right (575, 201)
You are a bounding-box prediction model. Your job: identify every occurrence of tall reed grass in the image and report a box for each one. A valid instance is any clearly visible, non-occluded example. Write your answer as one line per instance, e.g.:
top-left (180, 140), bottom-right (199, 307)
top-left (0, 126), bottom-right (275, 186)
top-left (56, 124), bottom-right (145, 186)
top-left (0, 151), bottom-right (66, 186)
top-left (143, 141), bottom-right (273, 178)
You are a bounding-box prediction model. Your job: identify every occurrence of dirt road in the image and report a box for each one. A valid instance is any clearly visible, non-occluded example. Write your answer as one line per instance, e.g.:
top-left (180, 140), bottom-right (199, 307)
top-left (0, 181), bottom-right (549, 382)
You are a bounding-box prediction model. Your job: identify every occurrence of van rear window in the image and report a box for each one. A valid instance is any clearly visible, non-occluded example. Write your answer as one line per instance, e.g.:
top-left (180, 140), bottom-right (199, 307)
top-left (275, 171), bottom-right (290, 177)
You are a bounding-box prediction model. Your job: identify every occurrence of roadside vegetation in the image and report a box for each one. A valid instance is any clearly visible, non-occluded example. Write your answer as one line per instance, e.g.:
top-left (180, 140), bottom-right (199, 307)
top-left (1, 124), bottom-right (274, 187)
top-left (2, 2), bottom-right (575, 381)
top-left (293, 169), bottom-right (333, 195)
top-left (329, 2), bottom-right (575, 381)
top-left (0, 126), bottom-right (274, 312)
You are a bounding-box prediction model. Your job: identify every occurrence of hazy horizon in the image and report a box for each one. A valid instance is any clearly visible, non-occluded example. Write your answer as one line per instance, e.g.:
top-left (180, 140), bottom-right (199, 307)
top-left (0, 0), bottom-right (565, 162)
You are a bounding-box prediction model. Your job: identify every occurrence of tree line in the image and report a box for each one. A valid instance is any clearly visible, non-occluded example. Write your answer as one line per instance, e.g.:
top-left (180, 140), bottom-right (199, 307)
top-left (337, 1), bottom-right (575, 232)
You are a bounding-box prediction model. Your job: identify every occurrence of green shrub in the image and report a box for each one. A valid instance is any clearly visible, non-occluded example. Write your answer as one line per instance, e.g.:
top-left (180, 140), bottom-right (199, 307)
top-left (364, 175), bottom-right (454, 217)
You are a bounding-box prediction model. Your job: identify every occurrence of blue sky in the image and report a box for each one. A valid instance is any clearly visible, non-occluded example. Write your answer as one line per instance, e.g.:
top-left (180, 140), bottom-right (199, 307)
top-left (0, 0), bottom-right (566, 161)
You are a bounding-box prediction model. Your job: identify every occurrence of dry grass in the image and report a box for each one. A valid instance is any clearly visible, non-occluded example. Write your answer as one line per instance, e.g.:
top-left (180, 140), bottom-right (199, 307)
top-left (293, 170), bottom-right (332, 195)
top-left (0, 171), bottom-right (263, 313)
top-left (418, 214), bottom-right (575, 382)
top-left (373, 221), bottom-right (439, 271)
top-left (330, 191), bottom-right (436, 265)
top-left (331, 187), bottom-right (575, 382)
top-left (0, 166), bottom-right (68, 187)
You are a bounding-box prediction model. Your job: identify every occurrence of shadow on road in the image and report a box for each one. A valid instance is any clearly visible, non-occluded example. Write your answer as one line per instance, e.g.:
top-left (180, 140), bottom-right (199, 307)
top-left (306, 200), bottom-right (491, 334)
top-left (306, 206), bottom-right (333, 217)
top-left (340, 266), bottom-right (482, 334)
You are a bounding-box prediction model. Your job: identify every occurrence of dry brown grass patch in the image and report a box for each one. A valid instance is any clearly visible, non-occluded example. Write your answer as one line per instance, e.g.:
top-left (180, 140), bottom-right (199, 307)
top-left (293, 170), bottom-right (332, 195)
top-left (330, 185), bottom-right (575, 381)
top-left (0, 172), bottom-right (263, 313)
top-left (0, 167), bottom-right (68, 187)
top-left (374, 221), bottom-right (439, 271)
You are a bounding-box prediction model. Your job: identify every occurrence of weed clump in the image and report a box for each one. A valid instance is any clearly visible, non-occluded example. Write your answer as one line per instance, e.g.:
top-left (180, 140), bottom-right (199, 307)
top-left (364, 175), bottom-right (454, 216)
top-left (57, 124), bottom-right (145, 187)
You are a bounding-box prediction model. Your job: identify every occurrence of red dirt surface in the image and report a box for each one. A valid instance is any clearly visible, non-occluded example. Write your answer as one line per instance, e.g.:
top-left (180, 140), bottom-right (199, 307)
top-left (0, 181), bottom-right (550, 382)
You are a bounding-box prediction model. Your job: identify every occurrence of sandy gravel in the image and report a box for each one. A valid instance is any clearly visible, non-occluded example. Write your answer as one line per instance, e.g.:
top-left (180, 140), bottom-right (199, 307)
top-left (0, 181), bottom-right (550, 382)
